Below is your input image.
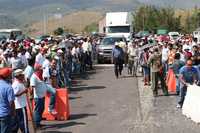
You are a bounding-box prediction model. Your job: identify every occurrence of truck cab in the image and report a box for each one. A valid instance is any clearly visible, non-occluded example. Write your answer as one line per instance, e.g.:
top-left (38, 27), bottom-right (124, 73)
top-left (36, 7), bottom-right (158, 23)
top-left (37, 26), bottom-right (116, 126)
top-left (105, 12), bottom-right (133, 41)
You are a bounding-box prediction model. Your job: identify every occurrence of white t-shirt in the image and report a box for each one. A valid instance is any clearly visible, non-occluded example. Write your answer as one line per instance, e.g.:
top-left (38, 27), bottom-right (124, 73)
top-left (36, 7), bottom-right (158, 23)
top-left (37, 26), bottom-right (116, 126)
top-left (35, 53), bottom-right (45, 65)
top-left (18, 53), bottom-right (28, 67)
top-left (25, 51), bottom-right (31, 59)
top-left (10, 57), bottom-right (22, 70)
top-left (162, 47), bottom-right (169, 62)
top-left (127, 46), bottom-right (136, 56)
top-left (179, 52), bottom-right (185, 62)
top-left (42, 59), bottom-right (50, 83)
top-left (12, 80), bottom-right (27, 109)
top-left (30, 73), bottom-right (47, 98)
top-left (71, 47), bottom-right (76, 56)
top-left (182, 44), bottom-right (192, 52)
top-left (82, 42), bottom-right (92, 53)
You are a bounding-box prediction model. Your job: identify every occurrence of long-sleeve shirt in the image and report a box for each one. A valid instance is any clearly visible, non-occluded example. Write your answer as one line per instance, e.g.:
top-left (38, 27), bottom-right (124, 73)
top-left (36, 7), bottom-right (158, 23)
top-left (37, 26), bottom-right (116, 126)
top-left (148, 52), bottom-right (162, 72)
top-left (112, 47), bottom-right (124, 60)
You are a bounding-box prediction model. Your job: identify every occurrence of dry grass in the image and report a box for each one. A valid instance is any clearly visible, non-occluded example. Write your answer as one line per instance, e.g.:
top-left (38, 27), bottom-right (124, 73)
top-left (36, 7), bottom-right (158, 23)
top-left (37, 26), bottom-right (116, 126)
top-left (29, 11), bottom-right (103, 36)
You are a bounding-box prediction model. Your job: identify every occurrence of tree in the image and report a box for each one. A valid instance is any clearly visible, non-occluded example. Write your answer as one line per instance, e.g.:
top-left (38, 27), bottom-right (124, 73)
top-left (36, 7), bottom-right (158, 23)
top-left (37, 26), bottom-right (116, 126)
top-left (84, 22), bottom-right (98, 33)
top-left (133, 6), bottom-right (182, 32)
top-left (54, 27), bottom-right (64, 35)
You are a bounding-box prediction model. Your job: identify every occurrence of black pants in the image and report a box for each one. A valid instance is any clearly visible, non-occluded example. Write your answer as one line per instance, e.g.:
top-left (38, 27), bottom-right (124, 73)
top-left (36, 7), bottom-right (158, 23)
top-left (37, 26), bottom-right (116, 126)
top-left (151, 71), bottom-right (168, 96)
top-left (11, 107), bottom-right (29, 133)
top-left (0, 115), bottom-right (11, 133)
top-left (113, 58), bottom-right (123, 78)
top-left (178, 85), bottom-right (187, 107)
top-left (84, 52), bottom-right (92, 69)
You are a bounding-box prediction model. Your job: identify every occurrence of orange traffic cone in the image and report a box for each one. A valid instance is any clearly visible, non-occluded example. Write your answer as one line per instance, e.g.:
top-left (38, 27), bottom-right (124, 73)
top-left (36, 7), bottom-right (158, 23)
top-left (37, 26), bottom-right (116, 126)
top-left (166, 69), bottom-right (176, 93)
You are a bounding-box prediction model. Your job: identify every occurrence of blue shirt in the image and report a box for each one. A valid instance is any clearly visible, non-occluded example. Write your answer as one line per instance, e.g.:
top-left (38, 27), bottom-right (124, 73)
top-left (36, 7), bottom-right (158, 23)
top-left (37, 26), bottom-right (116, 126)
top-left (112, 47), bottom-right (124, 59)
top-left (195, 65), bottom-right (200, 81)
top-left (179, 66), bottom-right (198, 84)
top-left (171, 60), bottom-right (185, 75)
top-left (0, 80), bottom-right (15, 117)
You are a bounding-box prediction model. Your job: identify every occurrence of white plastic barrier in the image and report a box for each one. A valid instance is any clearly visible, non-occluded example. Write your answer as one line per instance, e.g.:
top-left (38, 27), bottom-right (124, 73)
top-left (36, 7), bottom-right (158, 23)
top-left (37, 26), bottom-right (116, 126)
top-left (182, 84), bottom-right (200, 123)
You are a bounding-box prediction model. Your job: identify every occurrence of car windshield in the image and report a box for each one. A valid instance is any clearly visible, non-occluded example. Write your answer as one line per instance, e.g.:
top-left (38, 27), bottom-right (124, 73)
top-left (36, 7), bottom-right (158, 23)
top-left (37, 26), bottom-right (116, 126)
top-left (108, 26), bottom-right (130, 33)
top-left (0, 32), bottom-right (10, 38)
top-left (171, 34), bottom-right (179, 39)
top-left (101, 37), bottom-right (125, 45)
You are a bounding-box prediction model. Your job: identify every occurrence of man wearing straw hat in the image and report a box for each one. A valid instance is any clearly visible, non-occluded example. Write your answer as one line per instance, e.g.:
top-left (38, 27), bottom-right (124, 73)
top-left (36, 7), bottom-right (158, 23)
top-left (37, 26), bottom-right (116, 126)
top-left (11, 69), bottom-right (29, 133)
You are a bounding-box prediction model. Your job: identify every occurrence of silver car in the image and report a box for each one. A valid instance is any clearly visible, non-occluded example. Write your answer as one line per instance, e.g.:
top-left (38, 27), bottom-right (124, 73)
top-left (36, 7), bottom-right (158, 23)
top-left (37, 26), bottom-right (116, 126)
top-left (97, 36), bottom-right (126, 63)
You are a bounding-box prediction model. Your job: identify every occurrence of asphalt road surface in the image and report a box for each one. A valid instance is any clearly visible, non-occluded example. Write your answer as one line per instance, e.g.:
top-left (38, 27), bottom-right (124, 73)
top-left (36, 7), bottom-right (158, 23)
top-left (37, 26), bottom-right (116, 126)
top-left (38, 65), bottom-right (200, 133)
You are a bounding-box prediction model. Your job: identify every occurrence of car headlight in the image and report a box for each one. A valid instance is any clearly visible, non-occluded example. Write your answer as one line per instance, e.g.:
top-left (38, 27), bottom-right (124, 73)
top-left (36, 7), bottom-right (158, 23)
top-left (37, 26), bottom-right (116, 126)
top-left (98, 48), bottom-right (103, 53)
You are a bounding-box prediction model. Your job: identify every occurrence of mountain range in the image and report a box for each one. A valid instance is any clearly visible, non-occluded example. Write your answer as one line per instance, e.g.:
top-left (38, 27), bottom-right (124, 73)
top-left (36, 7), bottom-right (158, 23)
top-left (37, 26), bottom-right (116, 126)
top-left (1, 0), bottom-right (200, 31)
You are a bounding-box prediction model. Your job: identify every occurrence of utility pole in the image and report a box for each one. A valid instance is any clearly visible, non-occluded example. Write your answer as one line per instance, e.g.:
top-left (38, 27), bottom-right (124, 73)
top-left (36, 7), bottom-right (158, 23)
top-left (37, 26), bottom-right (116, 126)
top-left (43, 11), bottom-right (47, 35)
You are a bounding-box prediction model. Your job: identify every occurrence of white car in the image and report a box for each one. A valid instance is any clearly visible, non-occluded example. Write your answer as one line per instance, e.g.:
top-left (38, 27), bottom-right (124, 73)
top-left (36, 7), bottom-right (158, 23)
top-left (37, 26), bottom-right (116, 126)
top-left (168, 32), bottom-right (180, 41)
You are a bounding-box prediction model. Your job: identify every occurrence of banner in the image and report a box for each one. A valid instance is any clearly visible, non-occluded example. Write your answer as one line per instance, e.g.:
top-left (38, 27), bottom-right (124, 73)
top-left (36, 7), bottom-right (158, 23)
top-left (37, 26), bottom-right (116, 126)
top-left (182, 84), bottom-right (200, 123)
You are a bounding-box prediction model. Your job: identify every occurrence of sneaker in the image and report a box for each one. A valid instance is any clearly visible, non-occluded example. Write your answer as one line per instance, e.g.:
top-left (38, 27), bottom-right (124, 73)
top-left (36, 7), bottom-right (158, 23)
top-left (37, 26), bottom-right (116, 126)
top-left (48, 109), bottom-right (58, 115)
top-left (176, 92), bottom-right (180, 96)
top-left (164, 93), bottom-right (169, 96)
top-left (176, 104), bottom-right (181, 108)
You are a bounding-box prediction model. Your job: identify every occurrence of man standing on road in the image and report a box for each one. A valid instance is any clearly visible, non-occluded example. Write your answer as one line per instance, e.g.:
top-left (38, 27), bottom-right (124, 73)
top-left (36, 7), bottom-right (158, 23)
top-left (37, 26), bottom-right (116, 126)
top-left (112, 42), bottom-right (124, 78)
top-left (148, 47), bottom-right (168, 97)
top-left (177, 59), bottom-right (198, 108)
top-left (11, 69), bottom-right (29, 133)
top-left (30, 63), bottom-right (57, 129)
top-left (0, 67), bottom-right (15, 133)
top-left (82, 37), bottom-right (93, 70)
top-left (171, 53), bottom-right (185, 95)
top-left (127, 42), bottom-right (137, 76)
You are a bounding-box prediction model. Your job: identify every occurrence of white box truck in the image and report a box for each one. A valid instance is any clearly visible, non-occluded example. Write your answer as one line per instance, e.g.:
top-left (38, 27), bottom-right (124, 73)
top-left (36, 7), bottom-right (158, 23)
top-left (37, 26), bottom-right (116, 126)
top-left (105, 12), bottom-right (133, 41)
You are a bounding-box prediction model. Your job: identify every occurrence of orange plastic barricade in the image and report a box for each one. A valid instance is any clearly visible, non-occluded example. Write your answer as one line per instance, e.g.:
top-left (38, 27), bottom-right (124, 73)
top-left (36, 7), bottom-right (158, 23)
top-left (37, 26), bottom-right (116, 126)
top-left (166, 69), bottom-right (176, 93)
top-left (27, 88), bottom-right (70, 121)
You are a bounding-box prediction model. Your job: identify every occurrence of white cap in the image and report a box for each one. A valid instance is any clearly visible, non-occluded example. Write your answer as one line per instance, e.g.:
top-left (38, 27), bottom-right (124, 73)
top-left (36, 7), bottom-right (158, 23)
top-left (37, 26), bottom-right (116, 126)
top-left (115, 42), bottom-right (119, 46)
top-left (14, 69), bottom-right (24, 76)
top-left (57, 49), bottom-right (63, 53)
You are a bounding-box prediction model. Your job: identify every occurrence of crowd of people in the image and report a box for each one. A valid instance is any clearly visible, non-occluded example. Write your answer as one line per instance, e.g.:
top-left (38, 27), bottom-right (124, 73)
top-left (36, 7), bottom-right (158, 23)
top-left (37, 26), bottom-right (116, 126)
top-left (112, 34), bottom-right (200, 109)
top-left (1, 31), bottom-right (200, 132)
top-left (0, 35), bottom-right (99, 132)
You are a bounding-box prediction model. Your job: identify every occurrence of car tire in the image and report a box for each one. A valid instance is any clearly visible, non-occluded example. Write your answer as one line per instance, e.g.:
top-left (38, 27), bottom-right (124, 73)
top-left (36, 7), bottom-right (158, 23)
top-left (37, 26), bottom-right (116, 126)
top-left (97, 56), bottom-right (103, 64)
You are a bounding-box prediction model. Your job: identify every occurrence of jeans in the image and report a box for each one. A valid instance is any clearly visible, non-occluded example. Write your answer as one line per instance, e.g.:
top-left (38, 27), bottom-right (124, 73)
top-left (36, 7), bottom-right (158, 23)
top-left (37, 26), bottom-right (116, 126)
top-left (113, 58), bottom-right (123, 78)
top-left (34, 97), bottom-right (45, 126)
top-left (0, 115), bottom-right (11, 133)
top-left (46, 84), bottom-right (56, 111)
top-left (178, 85), bottom-right (187, 107)
top-left (85, 52), bottom-right (93, 69)
top-left (63, 69), bottom-right (71, 88)
top-left (162, 61), bottom-right (168, 76)
top-left (176, 77), bottom-right (180, 94)
top-left (57, 71), bottom-right (64, 88)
